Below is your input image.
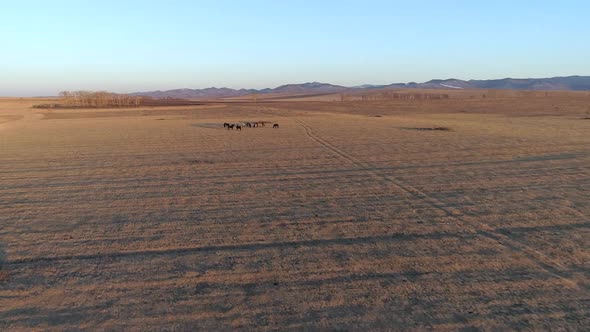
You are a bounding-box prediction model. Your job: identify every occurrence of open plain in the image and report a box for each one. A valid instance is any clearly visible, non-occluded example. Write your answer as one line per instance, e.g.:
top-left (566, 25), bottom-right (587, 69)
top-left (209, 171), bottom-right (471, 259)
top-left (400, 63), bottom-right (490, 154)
top-left (1, 91), bottom-right (589, 330)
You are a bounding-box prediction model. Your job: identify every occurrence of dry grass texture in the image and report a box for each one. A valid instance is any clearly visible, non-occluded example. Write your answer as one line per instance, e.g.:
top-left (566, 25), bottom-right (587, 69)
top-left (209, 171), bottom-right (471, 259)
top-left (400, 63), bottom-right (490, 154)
top-left (0, 92), bottom-right (589, 330)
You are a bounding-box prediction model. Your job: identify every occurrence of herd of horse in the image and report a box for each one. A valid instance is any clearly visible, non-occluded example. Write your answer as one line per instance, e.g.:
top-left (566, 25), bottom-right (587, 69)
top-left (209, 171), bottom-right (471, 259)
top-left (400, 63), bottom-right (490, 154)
top-left (223, 121), bottom-right (279, 130)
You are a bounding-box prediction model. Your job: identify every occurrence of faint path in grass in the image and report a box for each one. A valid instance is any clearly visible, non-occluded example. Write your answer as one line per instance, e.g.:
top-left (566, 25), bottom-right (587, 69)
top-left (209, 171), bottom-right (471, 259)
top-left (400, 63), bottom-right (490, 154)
top-left (292, 117), bottom-right (589, 292)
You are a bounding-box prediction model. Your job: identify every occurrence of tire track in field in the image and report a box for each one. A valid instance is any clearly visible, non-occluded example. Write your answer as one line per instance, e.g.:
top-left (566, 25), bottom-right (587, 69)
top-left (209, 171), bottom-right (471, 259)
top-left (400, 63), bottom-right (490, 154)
top-left (293, 118), bottom-right (589, 291)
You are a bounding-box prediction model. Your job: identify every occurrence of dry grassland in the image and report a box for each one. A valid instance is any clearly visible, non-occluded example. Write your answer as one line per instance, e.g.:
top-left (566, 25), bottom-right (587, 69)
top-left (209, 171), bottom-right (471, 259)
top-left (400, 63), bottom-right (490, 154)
top-left (0, 92), bottom-right (589, 330)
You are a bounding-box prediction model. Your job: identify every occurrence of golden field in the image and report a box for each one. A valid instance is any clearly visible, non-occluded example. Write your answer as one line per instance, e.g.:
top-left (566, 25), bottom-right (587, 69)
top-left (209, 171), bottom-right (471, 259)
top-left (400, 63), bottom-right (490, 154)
top-left (0, 91), bottom-right (589, 330)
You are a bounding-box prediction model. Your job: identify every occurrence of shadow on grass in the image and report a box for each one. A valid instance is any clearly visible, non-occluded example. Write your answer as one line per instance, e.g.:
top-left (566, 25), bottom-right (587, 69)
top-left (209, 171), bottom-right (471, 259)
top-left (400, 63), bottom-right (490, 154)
top-left (0, 243), bottom-right (5, 266)
top-left (0, 242), bottom-right (7, 282)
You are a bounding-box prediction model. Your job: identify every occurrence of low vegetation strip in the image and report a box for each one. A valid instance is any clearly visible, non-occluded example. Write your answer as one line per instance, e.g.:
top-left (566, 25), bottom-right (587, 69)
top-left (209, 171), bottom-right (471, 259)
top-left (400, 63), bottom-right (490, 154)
top-left (33, 90), bottom-right (204, 108)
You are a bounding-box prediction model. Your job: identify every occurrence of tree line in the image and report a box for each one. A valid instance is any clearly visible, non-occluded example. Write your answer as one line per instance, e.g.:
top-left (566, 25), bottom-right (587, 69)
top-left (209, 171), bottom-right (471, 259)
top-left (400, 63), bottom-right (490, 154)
top-left (358, 92), bottom-right (450, 102)
top-left (58, 91), bottom-right (143, 108)
top-left (338, 92), bottom-right (450, 102)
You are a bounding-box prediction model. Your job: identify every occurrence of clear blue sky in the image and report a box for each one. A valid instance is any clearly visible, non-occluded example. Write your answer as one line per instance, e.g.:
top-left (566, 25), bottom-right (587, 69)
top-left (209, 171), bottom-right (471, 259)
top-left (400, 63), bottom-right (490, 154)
top-left (1, 0), bottom-right (588, 96)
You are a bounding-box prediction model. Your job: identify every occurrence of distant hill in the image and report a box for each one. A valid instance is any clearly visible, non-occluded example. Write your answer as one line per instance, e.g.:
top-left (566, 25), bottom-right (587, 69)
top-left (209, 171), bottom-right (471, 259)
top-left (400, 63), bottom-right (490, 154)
top-left (130, 87), bottom-right (259, 99)
top-left (398, 76), bottom-right (590, 91)
top-left (130, 82), bottom-right (347, 99)
top-left (131, 76), bottom-right (590, 99)
top-left (270, 82), bottom-right (348, 94)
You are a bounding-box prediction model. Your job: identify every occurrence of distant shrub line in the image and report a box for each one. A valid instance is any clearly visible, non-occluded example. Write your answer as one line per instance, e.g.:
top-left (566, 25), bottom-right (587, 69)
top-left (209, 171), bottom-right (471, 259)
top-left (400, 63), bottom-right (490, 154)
top-left (359, 92), bottom-right (450, 101)
top-left (339, 92), bottom-right (451, 102)
top-left (58, 91), bottom-right (143, 107)
top-left (33, 91), bottom-right (204, 109)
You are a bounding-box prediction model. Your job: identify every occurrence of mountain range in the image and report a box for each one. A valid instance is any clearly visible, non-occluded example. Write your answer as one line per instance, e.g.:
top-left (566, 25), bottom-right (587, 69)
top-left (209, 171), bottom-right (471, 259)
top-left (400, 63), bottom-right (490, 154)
top-left (131, 76), bottom-right (590, 99)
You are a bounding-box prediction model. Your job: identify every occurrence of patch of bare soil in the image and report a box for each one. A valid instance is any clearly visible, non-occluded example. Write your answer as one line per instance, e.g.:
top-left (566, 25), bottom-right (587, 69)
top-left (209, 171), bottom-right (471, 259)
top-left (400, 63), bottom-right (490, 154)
top-left (191, 123), bottom-right (225, 129)
top-left (401, 126), bottom-right (451, 131)
top-left (187, 159), bottom-right (216, 165)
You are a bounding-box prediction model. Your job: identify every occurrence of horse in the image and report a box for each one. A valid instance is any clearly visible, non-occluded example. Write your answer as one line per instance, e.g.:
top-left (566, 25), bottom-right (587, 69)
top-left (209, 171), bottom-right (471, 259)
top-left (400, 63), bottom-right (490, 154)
top-left (223, 122), bottom-right (230, 128)
top-left (227, 124), bottom-right (235, 130)
top-left (236, 125), bottom-right (242, 131)
top-left (245, 123), bottom-right (252, 128)
top-left (273, 123), bottom-right (279, 128)
top-left (252, 122), bottom-right (258, 128)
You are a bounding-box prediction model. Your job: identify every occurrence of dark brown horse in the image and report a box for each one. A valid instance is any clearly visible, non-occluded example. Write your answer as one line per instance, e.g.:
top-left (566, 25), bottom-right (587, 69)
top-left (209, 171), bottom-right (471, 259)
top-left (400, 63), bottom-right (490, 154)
top-left (236, 125), bottom-right (242, 131)
top-left (273, 123), bottom-right (279, 128)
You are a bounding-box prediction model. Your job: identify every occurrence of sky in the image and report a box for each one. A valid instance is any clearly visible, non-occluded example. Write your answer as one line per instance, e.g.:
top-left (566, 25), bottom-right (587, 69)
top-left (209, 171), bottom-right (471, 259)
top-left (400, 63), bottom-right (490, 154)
top-left (1, 0), bottom-right (589, 96)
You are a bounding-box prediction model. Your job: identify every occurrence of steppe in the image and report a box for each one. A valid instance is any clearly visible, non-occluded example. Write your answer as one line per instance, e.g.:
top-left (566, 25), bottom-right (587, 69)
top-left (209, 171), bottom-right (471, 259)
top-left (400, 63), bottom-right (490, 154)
top-left (1, 90), bottom-right (589, 330)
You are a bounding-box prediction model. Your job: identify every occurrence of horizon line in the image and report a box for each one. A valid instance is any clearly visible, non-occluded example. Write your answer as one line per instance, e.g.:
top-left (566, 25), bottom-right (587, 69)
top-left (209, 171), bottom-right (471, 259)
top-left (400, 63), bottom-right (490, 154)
top-left (2, 74), bottom-right (589, 98)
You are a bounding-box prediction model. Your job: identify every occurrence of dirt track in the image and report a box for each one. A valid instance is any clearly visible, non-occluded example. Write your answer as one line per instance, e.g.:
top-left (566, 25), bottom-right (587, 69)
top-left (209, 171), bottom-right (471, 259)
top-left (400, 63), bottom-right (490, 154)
top-left (0, 96), bottom-right (589, 330)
